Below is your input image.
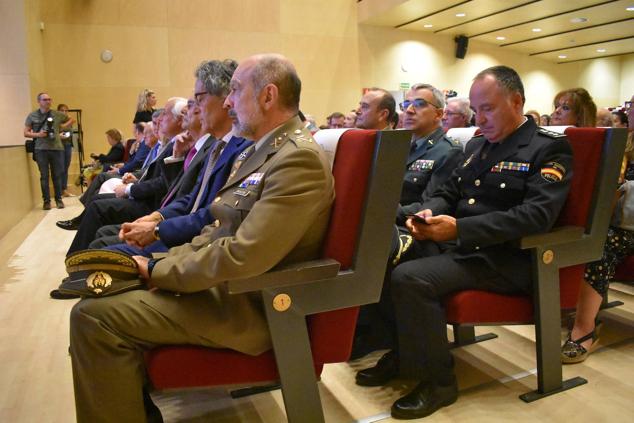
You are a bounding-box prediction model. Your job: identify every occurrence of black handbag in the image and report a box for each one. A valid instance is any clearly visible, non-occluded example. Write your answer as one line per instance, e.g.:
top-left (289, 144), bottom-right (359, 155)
top-left (25, 139), bottom-right (35, 153)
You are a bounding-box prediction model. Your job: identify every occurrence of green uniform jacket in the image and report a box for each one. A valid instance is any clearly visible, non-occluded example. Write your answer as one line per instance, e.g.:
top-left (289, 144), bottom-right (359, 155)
top-left (144, 116), bottom-right (335, 356)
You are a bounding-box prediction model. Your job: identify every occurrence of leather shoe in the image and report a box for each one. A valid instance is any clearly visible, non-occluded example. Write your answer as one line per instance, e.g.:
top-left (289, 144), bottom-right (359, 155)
top-left (50, 289), bottom-right (80, 300)
top-left (43, 201), bottom-right (51, 210)
top-left (56, 217), bottom-right (81, 230)
top-left (355, 350), bottom-right (399, 386)
top-left (391, 379), bottom-right (458, 420)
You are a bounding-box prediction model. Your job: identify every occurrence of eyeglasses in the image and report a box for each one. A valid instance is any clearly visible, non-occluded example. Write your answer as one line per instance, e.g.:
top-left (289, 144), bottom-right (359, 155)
top-left (443, 111), bottom-right (462, 116)
top-left (399, 98), bottom-right (440, 112)
top-left (194, 91), bottom-right (209, 104)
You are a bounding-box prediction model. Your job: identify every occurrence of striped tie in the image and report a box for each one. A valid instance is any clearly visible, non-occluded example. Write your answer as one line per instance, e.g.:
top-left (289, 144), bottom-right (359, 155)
top-left (190, 140), bottom-right (227, 213)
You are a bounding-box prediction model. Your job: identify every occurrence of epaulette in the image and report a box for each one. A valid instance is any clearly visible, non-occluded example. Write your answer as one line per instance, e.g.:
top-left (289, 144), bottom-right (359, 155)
top-left (288, 128), bottom-right (315, 146)
top-left (537, 127), bottom-right (566, 139)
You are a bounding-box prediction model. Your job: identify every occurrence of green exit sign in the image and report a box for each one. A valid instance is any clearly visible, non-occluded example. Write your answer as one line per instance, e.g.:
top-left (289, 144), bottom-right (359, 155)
top-left (399, 82), bottom-right (410, 90)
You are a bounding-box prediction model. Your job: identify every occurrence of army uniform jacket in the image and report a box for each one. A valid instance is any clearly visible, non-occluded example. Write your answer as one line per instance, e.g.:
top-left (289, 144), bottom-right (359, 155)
top-left (422, 118), bottom-right (573, 291)
top-left (399, 127), bottom-right (464, 221)
top-left (145, 116), bottom-right (335, 355)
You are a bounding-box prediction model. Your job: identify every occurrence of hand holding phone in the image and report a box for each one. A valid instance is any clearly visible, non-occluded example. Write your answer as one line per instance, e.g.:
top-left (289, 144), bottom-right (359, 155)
top-left (406, 214), bottom-right (428, 224)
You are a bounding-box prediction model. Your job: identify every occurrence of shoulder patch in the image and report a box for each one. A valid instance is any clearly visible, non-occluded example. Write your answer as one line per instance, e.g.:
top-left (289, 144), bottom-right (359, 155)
top-left (441, 135), bottom-right (461, 148)
top-left (537, 127), bottom-right (566, 139)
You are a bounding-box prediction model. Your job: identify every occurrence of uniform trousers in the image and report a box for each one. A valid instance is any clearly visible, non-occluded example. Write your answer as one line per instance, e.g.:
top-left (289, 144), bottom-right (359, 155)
top-left (67, 197), bottom-right (153, 255)
top-left (70, 290), bottom-right (222, 423)
top-left (390, 250), bottom-right (524, 384)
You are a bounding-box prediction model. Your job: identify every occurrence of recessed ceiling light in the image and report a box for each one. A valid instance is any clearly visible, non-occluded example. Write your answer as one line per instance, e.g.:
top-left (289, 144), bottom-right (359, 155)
top-left (570, 17), bottom-right (588, 23)
top-left (558, 55), bottom-right (567, 59)
top-left (597, 49), bottom-right (607, 53)
top-left (455, 13), bottom-right (466, 17)
top-left (532, 28), bottom-right (542, 32)
top-left (423, 24), bottom-right (433, 28)
top-left (627, 6), bottom-right (634, 11)
top-left (496, 36), bottom-right (506, 40)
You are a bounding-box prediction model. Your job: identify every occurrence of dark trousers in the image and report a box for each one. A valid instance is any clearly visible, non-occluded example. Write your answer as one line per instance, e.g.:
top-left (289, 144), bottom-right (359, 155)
top-left (35, 149), bottom-right (64, 202)
top-left (390, 252), bottom-right (523, 384)
top-left (67, 197), bottom-right (153, 255)
top-left (62, 142), bottom-right (73, 189)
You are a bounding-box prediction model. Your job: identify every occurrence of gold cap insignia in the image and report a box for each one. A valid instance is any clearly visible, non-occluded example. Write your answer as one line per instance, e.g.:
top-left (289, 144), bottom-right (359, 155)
top-left (86, 271), bottom-right (112, 295)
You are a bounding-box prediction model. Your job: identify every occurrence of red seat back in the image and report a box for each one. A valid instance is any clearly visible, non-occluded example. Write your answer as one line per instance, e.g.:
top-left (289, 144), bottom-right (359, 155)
top-left (308, 130), bottom-right (377, 363)
top-left (122, 138), bottom-right (135, 162)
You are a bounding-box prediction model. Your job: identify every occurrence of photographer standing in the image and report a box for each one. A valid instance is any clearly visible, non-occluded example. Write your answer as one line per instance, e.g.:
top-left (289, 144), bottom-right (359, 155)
top-left (24, 92), bottom-right (74, 210)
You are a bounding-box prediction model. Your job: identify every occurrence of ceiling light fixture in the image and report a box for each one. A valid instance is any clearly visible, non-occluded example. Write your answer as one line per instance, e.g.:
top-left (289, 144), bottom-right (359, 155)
top-left (597, 48), bottom-right (607, 53)
top-left (532, 28), bottom-right (542, 32)
top-left (570, 17), bottom-right (588, 23)
top-left (424, 24), bottom-right (433, 28)
top-left (455, 13), bottom-right (466, 17)
top-left (496, 36), bottom-right (506, 40)
top-left (558, 55), bottom-right (567, 59)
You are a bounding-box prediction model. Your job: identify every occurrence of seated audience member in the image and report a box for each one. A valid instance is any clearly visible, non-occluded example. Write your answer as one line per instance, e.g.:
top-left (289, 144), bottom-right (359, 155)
top-left (441, 97), bottom-right (473, 131)
top-left (596, 107), bottom-right (613, 127)
top-left (81, 129), bottom-right (125, 183)
top-left (328, 111), bottom-right (345, 128)
top-left (540, 114), bottom-right (551, 126)
top-left (91, 60), bottom-right (251, 257)
top-left (390, 110), bottom-right (401, 129)
top-left (563, 95), bottom-right (634, 362)
top-left (355, 66), bottom-right (573, 420)
top-left (110, 122), bottom-right (151, 174)
top-left (63, 98), bottom-right (186, 255)
top-left (527, 109), bottom-right (540, 124)
top-left (355, 87), bottom-right (396, 130)
top-left (343, 110), bottom-right (356, 128)
top-left (68, 53), bottom-right (334, 423)
top-left (612, 109), bottom-right (628, 128)
top-left (133, 88), bottom-right (157, 124)
top-left (550, 87), bottom-right (597, 127)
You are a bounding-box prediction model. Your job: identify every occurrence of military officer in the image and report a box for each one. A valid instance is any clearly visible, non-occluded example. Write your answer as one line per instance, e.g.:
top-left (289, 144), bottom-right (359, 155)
top-left (355, 66), bottom-right (573, 420)
top-left (68, 54), bottom-right (334, 423)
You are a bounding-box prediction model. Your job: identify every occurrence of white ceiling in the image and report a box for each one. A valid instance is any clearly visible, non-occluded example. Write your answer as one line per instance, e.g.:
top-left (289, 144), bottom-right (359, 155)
top-left (358, 0), bottom-right (634, 63)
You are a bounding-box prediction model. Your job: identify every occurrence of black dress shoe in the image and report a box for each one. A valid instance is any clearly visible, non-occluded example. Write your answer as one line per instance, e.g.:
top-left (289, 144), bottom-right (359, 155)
top-left (391, 378), bottom-right (458, 420)
top-left (355, 350), bottom-right (399, 386)
top-left (50, 289), bottom-right (80, 300)
top-left (56, 217), bottom-right (80, 230)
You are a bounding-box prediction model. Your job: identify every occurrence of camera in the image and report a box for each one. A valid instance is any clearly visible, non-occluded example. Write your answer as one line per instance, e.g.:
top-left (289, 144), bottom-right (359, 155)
top-left (43, 116), bottom-right (55, 139)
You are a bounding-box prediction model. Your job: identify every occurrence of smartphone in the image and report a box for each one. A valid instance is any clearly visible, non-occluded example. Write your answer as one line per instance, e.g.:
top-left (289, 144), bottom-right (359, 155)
top-left (406, 214), bottom-right (428, 224)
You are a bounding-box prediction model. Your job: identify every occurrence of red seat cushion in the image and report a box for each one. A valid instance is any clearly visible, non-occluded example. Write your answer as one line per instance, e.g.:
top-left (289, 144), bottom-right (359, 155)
top-left (615, 256), bottom-right (634, 282)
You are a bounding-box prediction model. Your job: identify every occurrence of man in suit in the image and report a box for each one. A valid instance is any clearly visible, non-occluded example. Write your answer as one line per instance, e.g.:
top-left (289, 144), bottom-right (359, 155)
top-left (68, 54), bottom-right (334, 423)
top-left (355, 66), bottom-right (574, 419)
top-left (92, 59), bottom-right (252, 256)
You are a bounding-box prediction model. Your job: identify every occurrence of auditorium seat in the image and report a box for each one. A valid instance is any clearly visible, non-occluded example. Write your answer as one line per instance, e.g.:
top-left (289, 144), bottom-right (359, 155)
top-left (444, 127), bottom-right (628, 402)
top-left (145, 128), bottom-right (411, 422)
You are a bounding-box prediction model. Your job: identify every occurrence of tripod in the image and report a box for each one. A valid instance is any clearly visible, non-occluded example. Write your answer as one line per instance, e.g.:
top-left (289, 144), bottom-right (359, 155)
top-left (68, 109), bottom-right (85, 192)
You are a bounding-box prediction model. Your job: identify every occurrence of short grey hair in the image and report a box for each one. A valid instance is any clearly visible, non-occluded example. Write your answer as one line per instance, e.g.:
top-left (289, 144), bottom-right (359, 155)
top-left (166, 97), bottom-right (187, 118)
top-left (195, 59), bottom-right (238, 97)
top-left (446, 97), bottom-right (473, 121)
top-left (251, 54), bottom-right (301, 111)
top-left (410, 83), bottom-right (445, 109)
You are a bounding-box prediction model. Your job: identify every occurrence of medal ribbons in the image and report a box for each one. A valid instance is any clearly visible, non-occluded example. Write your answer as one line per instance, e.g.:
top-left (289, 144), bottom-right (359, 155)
top-left (410, 159), bottom-right (434, 171)
top-left (490, 161), bottom-right (530, 173)
top-left (239, 172), bottom-right (264, 188)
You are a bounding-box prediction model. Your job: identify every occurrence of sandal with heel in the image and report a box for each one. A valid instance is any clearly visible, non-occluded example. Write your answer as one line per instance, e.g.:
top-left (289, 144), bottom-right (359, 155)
top-left (561, 321), bottom-right (602, 364)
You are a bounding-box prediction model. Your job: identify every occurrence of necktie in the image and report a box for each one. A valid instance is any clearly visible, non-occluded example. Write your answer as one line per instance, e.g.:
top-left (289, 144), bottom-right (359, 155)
top-left (183, 146), bottom-right (198, 171)
top-left (190, 140), bottom-right (227, 213)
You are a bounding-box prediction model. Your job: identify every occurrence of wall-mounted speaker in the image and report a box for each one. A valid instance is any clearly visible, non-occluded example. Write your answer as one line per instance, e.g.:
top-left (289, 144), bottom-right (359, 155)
top-left (455, 35), bottom-right (469, 59)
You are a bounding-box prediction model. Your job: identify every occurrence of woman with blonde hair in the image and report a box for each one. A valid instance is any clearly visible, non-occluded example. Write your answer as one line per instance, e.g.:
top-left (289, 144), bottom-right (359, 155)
top-left (133, 89), bottom-right (157, 124)
top-left (550, 87), bottom-right (597, 127)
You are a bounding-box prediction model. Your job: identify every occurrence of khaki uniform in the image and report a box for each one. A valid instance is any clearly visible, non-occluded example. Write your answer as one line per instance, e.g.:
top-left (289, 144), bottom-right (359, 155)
top-left (69, 116), bottom-right (334, 422)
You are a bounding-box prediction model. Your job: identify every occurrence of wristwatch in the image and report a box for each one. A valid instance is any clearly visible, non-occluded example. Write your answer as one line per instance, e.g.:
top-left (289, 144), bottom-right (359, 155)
top-left (153, 224), bottom-right (160, 241)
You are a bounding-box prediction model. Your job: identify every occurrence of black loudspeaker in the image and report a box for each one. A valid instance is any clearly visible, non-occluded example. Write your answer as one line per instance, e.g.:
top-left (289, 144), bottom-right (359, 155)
top-left (455, 35), bottom-right (469, 59)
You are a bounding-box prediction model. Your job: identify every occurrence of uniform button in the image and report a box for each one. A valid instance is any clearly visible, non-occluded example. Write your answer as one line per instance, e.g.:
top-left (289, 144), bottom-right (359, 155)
top-left (294, 129), bottom-right (302, 134)
top-left (474, 179), bottom-right (480, 186)
top-left (212, 219), bottom-right (220, 227)
top-left (458, 177), bottom-right (462, 182)
top-left (468, 198), bottom-right (475, 205)
top-left (214, 196), bottom-right (221, 203)
top-left (500, 182), bottom-right (506, 188)
top-left (234, 200), bottom-right (239, 206)
top-left (413, 177), bottom-right (418, 182)
top-left (475, 246), bottom-right (480, 251)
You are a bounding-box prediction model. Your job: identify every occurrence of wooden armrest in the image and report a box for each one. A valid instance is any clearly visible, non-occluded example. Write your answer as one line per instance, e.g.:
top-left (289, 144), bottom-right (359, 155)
top-left (226, 258), bottom-right (341, 294)
top-left (519, 226), bottom-right (585, 249)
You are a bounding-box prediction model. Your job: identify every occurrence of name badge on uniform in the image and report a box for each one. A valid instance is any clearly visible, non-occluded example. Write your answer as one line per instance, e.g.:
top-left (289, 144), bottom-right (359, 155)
top-left (490, 161), bottom-right (530, 173)
top-left (233, 188), bottom-right (250, 197)
top-left (409, 159), bottom-right (434, 171)
top-left (239, 172), bottom-right (264, 188)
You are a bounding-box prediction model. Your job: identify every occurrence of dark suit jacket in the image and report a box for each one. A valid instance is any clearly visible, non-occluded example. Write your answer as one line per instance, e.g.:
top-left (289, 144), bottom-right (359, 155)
top-left (97, 142), bottom-right (125, 165)
top-left (157, 136), bottom-right (252, 248)
top-left (117, 140), bottom-right (150, 175)
top-left (422, 119), bottom-right (573, 291)
top-left (129, 140), bottom-right (180, 210)
top-left (162, 135), bottom-right (215, 203)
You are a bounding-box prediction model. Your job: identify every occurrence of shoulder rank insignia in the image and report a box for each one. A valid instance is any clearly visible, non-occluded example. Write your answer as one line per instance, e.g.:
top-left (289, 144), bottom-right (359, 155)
top-left (410, 159), bottom-right (435, 171)
top-left (538, 128), bottom-right (566, 139)
top-left (540, 161), bottom-right (566, 182)
top-left (239, 172), bottom-right (264, 188)
top-left (462, 153), bottom-right (474, 168)
top-left (491, 161), bottom-right (531, 173)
